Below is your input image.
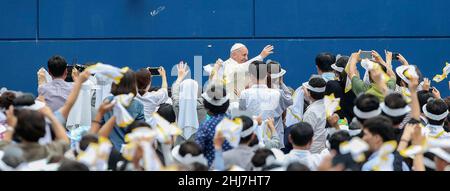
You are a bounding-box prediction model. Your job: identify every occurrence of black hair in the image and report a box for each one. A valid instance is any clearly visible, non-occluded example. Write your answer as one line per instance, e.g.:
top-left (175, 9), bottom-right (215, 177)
top-left (308, 77), bottom-right (327, 100)
top-left (249, 60), bottom-right (267, 80)
top-left (157, 103), bottom-right (176, 123)
top-left (47, 55), bottom-right (68, 78)
top-left (12, 93), bottom-right (35, 107)
top-left (289, 122), bottom-right (314, 147)
top-left (203, 83), bottom-right (229, 115)
top-left (190, 162), bottom-right (209, 171)
top-left (111, 70), bottom-right (137, 96)
top-left (79, 134), bottom-right (99, 151)
top-left (354, 94), bottom-right (380, 123)
top-left (315, 52), bottom-right (335, 72)
top-left (335, 56), bottom-right (349, 78)
top-left (266, 60), bottom-right (282, 88)
top-left (417, 90), bottom-right (434, 113)
top-left (286, 162), bottom-right (310, 171)
top-left (179, 141), bottom-right (202, 157)
top-left (124, 121), bottom-right (152, 135)
top-left (363, 116), bottom-right (395, 142)
top-left (328, 131), bottom-right (351, 154)
top-left (236, 115), bottom-right (255, 144)
top-left (251, 148), bottom-right (274, 168)
top-left (425, 99), bottom-right (449, 126)
top-left (57, 159), bottom-right (90, 171)
top-left (0, 91), bottom-right (16, 109)
top-left (13, 109), bottom-right (46, 142)
top-left (382, 93), bottom-right (408, 125)
top-left (135, 68), bottom-right (152, 96)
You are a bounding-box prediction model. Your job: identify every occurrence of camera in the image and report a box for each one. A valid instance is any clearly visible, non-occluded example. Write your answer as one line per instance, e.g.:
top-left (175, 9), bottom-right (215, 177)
top-left (74, 64), bottom-right (87, 72)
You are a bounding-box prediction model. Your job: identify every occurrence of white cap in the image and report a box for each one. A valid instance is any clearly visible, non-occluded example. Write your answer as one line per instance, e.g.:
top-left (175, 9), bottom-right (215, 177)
top-left (230, 43), bottom-right (246, 53)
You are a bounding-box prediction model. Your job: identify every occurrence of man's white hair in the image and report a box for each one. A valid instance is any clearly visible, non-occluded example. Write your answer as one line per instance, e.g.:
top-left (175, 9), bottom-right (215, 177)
top-left (230, 43), bottom-right (246, 53)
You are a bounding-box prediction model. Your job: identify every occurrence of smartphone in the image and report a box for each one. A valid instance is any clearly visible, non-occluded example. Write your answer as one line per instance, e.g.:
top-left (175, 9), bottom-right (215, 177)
top-left (65, 58), bottom-right (77, 82)
top-left (360, 51), bottom-right (373, 60)
top-left (148, 67), bottom-right (160, 76)
top-left (65, 65), bottom-right (74, 82)
top-left (392, 52), bottom-right (400, 60)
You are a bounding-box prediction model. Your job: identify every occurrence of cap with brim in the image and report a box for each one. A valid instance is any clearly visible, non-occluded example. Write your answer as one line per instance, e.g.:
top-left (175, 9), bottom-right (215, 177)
top-left (396, 65), bottom-right (417, 85)
top-left (201, 92), bottom-right (229, 106)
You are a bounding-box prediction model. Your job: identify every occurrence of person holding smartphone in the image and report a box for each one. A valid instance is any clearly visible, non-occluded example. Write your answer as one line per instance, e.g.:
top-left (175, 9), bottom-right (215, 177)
top-left (135, 66), bottom-right (169, 122)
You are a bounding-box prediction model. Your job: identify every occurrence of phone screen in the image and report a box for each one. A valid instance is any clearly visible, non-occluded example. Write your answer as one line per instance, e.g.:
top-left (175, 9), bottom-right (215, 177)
top-left (360, 51), bottom-right (373, 60)
top-left (65, 65), bottom-right (74, 82)
top-left (148, 67), bottom-right (160, 76)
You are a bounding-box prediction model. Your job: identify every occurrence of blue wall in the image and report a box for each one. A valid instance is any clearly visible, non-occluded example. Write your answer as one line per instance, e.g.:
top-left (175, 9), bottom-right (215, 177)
top-left (1, 0), bottom-right (449, 95)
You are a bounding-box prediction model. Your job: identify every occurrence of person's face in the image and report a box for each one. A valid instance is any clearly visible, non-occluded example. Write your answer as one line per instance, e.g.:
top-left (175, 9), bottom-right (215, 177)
top-left (302, 86), bottom-right (312, 103)
top-left (362, 128), bottom-right (381, 151)
top-left (232, 47), bottom-right (249, 64)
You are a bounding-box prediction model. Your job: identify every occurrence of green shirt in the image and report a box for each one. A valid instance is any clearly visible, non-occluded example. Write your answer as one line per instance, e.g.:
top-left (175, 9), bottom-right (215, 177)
top-left (351, 76), bottom-right (396, 101)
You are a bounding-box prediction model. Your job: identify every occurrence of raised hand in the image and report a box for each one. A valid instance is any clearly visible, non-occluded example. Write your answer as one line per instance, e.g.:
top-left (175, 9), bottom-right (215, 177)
top-left (176, 61), bottom-right (188, 81)
top-left (260, 45), bottom-right (274, 59)
top-left (158, 66), bottom-right (166, 78)
top-left (422, 78), bottom-right (431, 91)
top-left (398, 54), bottom-right (409, 66)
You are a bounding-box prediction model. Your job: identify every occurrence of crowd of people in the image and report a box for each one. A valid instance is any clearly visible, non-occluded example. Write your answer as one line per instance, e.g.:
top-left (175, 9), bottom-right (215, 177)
top-left (0, 43), bottom-right (449, 171)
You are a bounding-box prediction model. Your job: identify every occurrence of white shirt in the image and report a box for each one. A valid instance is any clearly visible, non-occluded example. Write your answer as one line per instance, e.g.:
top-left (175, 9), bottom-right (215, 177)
top-left (423, 124), bottom-right (450, 139)
top-left (283, 149), bottom-right (329, 171)
top-left (135, 88), bottom-right (169, 121)
top-left (239, 84), bottom-right (281, 120)
top-left (221, 56), bottom-right (263, 102)
top-left (303, 99), bottom-right (327, 154)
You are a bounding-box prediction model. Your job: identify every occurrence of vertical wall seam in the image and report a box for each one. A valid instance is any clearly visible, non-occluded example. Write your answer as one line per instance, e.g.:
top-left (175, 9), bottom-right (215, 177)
top-left (252, 0), bottom-right (256, 38)
top-left (36, 0), bottom-right (39, 41)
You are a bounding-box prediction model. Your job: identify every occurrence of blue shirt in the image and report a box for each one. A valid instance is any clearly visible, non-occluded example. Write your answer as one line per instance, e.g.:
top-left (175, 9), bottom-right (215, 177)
top-left (102, 96), bottom-right (145, 151)
top-left (195, 113), bottom-right (232, 166)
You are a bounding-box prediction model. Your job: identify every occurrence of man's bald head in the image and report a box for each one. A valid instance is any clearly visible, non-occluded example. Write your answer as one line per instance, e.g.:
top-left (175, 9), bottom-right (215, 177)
top-left (230, 43), bottom-right (249, 64)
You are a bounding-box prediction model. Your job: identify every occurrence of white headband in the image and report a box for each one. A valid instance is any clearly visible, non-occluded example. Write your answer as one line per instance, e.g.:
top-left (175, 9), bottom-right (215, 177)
top-left (302, 82), bottom-right (326, 93)
top-left (353, 106), bottom-right (382, 119)
top-left (240, 121), bottom-right (257, 138)
top-left (171, 145), bottom-right (208, 166)
top-left (270, 69), bottom-right (286, 79)
top-left (422, 104), bottom-right (449, 121)
top-left (201, 91), bottom-right (229, 106)
top-left (331, 63), bottom-right (344, 73)
top-left (380, 103), bottom-right (411, 117)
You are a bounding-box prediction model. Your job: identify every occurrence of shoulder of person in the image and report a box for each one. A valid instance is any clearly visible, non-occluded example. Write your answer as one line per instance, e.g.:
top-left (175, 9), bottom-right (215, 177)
top-left (46, 140), bottom-right (70, 154)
